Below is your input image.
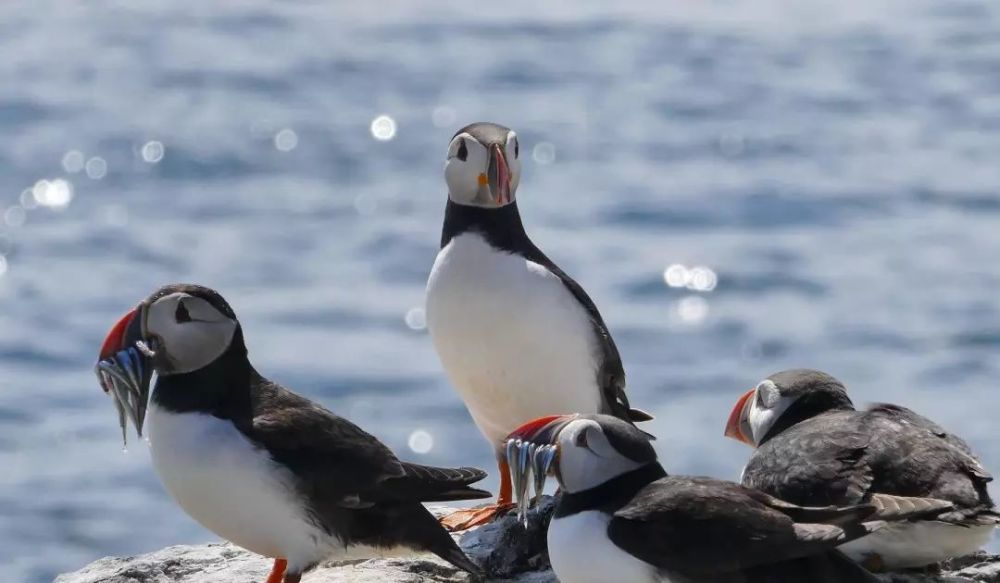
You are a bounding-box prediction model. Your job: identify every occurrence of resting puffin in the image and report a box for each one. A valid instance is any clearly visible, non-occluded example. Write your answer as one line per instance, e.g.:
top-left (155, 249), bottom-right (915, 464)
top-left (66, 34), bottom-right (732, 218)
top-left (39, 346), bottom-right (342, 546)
top-left (426, 122), bottom-right (651, 529)
top-left (95, 284), bottom-right (489, 583)
top-left (725, 369), bottom-right (999, 570)
top-left (504, 413), bottom-right (951, 583)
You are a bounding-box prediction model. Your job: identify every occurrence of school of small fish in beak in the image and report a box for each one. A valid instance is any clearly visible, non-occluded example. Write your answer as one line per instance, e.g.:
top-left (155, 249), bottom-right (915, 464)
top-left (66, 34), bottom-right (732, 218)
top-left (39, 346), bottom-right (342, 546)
top-left (94, 340), bottom-right (155, 446)
top-left (505, 438), bottom-right (558, 525)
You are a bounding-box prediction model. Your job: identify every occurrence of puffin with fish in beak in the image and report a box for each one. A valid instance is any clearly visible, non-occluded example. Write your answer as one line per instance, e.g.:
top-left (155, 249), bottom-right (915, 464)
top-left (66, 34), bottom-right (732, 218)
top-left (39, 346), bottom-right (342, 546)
top-left (95, 284), bottom-right (490, 583)
top-left (426, 122), bottom-right (651, 530)
top-left (504, 413), bottom-right (953, 583)
top-left (724, 369), bottom-right (999, 570)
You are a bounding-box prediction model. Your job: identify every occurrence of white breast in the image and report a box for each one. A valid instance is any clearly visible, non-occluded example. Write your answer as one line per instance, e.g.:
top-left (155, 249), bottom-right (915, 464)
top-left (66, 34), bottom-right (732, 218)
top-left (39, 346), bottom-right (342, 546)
top-left (426, 233), bottom-right (605, 448)
top-left (548, 511), bottom-right (663, 583)
top-left (838, 520), bottom-right (996, 569)
top-left (147, 403), bottom-right (398, 572)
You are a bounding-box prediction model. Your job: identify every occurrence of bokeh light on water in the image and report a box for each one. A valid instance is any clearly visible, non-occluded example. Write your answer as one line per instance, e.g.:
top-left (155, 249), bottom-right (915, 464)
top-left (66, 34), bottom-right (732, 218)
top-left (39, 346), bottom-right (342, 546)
top-left (273, 129), bottom-right (298, 152)
top-left (141, 141), bottom-right (165, 164)
top-left (408, 430), bottom-right (435, 455)
top-left (32, 179), bottom-right (74, 210)
top-left (2, 3), bottom-right (999, 582)
top-left (370, 114), bottom-right (397, 141)
top-left (85, 157), bottom-right (107, 180)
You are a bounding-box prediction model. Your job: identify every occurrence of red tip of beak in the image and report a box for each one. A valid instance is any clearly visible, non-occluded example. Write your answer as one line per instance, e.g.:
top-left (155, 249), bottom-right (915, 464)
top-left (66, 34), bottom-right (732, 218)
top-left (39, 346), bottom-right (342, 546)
top-left (507, 414), bottom-right (571, 442)
top-left (99, 308), bottom-right (137, 363)
top-left (724, 388), bottom-right (755, 446)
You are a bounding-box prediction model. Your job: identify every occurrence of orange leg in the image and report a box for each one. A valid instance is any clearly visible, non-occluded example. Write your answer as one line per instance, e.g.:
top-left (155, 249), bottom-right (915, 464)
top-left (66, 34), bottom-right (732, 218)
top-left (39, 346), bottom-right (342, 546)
top-left (265, 558), bottom-right (287, 583)
top-left (439, 459), bottom-right (514, 531)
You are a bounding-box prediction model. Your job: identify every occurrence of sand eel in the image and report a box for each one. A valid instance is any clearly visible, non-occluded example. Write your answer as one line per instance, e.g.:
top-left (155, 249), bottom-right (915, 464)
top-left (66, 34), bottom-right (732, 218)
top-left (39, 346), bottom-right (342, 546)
top-left (426, 122), bottom-right (651, 529)
top-left (505, 413), bottom-right (952, 583)
top-left (725, 369), bottom-right (999, 570)
top-left (95, 284), bottom-right (490, 583)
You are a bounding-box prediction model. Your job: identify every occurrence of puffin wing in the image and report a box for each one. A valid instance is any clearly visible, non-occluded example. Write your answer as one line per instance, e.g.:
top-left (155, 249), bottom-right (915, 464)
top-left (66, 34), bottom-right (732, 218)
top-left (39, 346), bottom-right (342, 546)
top-left (865, 402), bottom-right (975, 454)
top-left (521, 245), bottom-right (651, 423)
top-left (606, 477), bottom-right (879, 577)
top-left (742, 415), bottom-right (874, 507)
top-left (859, 407), bottom-right (997, 526)
top-left (249, 378), bottom-right (487, 507)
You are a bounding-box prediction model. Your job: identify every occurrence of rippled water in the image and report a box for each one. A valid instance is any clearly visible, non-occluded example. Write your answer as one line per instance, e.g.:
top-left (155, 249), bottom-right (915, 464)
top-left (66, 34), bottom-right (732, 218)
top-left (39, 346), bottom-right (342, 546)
top-left (2, 2), bottom-right (999, 581)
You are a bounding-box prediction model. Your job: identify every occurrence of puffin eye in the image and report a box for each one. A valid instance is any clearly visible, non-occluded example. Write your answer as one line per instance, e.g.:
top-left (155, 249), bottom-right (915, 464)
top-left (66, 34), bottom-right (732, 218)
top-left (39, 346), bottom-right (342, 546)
top-left (175, 300), bottom-right (192, 324)
top-left (514, 137), bottom-right (519, 159)
top-left (456, 138), bottom-right (468, 162)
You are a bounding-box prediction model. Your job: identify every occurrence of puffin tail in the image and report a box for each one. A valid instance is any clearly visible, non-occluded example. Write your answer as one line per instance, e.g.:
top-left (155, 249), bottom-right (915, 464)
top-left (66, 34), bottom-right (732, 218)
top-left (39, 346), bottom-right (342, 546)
top-left (431, 539), bottom-right (484, 578)
top-left (395, 463), bottom-right (492, 503)
top-left (395, 504), bottom-right (484, 577)
top-left (627, 407), bottom-right (654, 422)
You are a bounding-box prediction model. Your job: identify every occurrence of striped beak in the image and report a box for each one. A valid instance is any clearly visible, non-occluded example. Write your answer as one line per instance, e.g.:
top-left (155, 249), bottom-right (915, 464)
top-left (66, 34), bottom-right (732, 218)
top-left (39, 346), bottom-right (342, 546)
top-left (724, 388), bottom-right (756, 446)
top-left (488, 143), bottom-right (511, 205)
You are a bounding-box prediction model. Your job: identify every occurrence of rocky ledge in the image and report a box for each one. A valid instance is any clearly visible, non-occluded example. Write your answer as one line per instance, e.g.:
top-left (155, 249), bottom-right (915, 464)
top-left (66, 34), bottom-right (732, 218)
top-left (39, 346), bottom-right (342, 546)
top-left (57, 499), bottom-right (999, 583)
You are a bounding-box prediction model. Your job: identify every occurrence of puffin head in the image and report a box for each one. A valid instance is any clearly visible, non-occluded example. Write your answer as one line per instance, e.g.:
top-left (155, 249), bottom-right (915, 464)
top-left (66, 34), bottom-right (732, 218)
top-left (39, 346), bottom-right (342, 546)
top-left (95, 284), bottom-right (240, 438)
top-left (506, 414), bottom-right (658, 499)
top-left (724, 369), bottom-right (854, 447)
top-left (444, 122), bottom-right (521, 209)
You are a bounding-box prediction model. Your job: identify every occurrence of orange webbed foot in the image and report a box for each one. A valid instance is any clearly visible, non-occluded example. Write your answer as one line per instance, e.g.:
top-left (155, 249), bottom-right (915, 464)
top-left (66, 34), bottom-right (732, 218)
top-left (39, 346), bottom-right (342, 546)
top-left (440, 502), bottom-right (516, 531)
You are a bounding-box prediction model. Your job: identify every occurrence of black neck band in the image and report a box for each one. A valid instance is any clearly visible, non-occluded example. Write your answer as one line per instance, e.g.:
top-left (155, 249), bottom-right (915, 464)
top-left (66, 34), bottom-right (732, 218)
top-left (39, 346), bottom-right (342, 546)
top-left (759, 391), bottom-right (854, 446)
top-left (440, 199), bottom-right (531, 252)
top-left (151, 327), bottom-right (253, 424)
top-left (554, 463), bottom-right (667, 518)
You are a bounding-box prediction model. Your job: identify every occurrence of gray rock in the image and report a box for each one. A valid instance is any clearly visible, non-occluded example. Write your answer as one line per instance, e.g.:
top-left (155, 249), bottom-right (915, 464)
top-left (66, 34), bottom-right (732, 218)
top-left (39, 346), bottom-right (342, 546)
top-left (56, 499), bottom-right (998, 583)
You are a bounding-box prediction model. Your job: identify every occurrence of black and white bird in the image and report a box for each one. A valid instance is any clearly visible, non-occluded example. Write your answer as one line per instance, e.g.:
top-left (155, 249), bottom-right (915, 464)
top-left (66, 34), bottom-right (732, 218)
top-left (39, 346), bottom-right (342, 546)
top-left (505, 413), bottom-right (950, 583)
top-left (724, 369), bottom-right (999, 570)
top-left (95, 284), bottom-right (490, 583)
top-left (426, 122), bottom-right (650, 529)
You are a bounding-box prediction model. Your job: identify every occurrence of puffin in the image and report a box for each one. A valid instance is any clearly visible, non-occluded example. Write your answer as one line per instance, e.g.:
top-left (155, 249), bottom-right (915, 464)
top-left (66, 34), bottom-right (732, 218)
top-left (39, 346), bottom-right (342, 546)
top-left (425, 122), bottom-right (651, 529)
top-left (724, 368), bottom-right (999, 570)
top-left (94, 284), bottom-right (490, 583)
top-left (504, 413), bottom-right (952, 583)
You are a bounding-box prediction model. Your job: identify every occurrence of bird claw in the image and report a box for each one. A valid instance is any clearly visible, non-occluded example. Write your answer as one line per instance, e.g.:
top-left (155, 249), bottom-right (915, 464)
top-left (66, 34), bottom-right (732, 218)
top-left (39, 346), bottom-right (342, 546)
top-left (504, 438), bottom-right (557, 526)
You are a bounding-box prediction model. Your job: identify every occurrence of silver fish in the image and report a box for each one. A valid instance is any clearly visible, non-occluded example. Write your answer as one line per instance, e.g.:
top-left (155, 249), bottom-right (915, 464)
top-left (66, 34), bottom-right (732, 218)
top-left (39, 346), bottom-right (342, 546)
top-left (95, 345), bottom-right (152, 447)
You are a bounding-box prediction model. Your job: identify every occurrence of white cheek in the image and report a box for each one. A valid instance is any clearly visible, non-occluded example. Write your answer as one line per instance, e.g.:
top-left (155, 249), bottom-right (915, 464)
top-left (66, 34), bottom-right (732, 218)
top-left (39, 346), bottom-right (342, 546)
top-left (444, 159), bottom-right (475, 199)
top-left (557, 446), bottom-right (603, 492)
top-left (161, 322), bottom-right (236, 374)
top-left (747, 397), bottom-right (794, 444)
top-left (509, 158), bottom-right (521, 193)
top-left (444, 146), bottom-right (490, 204)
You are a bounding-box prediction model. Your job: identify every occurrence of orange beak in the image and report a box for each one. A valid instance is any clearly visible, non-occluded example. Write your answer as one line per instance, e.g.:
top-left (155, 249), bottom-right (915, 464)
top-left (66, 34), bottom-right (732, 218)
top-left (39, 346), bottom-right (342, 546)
top-left (724, 388), bottom-right (755, 446)
top-left (98, 308), bottom-right (140, 381)
top-left (487, 143), bottom-right (511, 205)
top-left (507, 414), bottom-right (575, 444)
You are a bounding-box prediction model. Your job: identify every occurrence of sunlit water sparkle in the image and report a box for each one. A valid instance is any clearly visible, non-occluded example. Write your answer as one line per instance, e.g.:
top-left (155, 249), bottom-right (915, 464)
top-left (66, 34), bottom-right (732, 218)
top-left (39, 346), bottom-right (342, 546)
top-left (1, 2), bottom-right (998, 581)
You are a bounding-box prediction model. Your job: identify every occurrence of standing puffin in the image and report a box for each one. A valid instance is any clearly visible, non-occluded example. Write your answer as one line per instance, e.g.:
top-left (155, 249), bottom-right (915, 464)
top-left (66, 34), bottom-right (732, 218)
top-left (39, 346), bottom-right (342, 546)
top-left (426, 122), bottom-right (651, 529)
top-left (724, 369), bottom-right (999, 570)
top-left (95, 284), bottom-right (489, 583)
top-left (505, 414), bottom-right (951, 583)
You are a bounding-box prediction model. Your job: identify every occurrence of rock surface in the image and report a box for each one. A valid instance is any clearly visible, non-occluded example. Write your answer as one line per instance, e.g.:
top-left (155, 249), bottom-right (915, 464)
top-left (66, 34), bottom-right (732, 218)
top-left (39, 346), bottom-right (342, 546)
top-left (57, 499), bottom-right (999, 583)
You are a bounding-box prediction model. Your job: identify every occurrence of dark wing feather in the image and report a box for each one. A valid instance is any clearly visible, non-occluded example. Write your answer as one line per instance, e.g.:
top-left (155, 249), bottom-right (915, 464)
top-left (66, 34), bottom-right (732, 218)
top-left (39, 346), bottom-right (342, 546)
top-left (746, 408), bottom-right (997, 525)
top-left (866, 402), bottom-right (974, 454)
top-left (742, 411), bottom-right (874, 507)
top-left (248, 374), bottom-right (487, 507)
top-left (520, 244), bottom-right (651, 423)
top-left (860, 407), bottom-right (996, 524)
top-left (607, 476), bottom-right (878, 578)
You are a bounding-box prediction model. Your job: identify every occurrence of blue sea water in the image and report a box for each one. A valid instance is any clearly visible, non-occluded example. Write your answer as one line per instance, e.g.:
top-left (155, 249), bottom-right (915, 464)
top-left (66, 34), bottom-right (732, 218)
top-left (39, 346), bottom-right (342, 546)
top-left (1, 1), bottom-right (998, 581)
